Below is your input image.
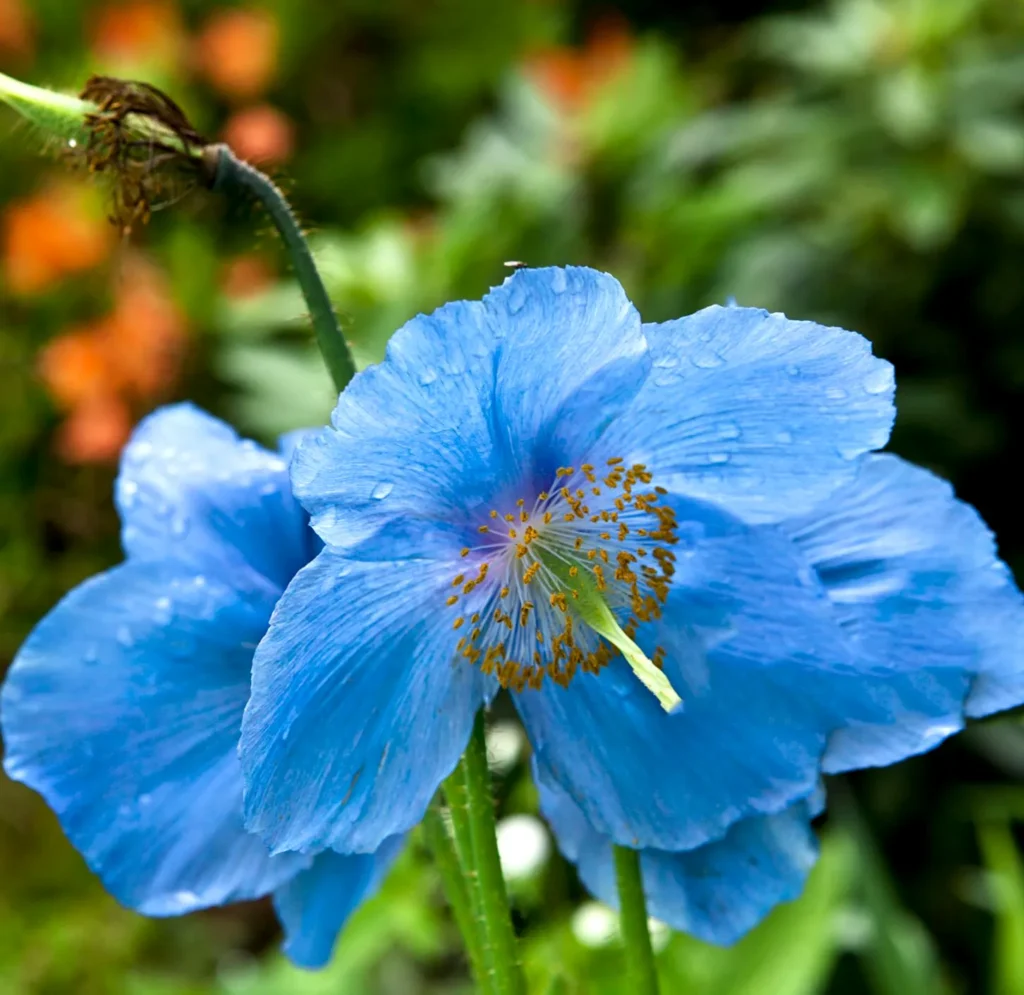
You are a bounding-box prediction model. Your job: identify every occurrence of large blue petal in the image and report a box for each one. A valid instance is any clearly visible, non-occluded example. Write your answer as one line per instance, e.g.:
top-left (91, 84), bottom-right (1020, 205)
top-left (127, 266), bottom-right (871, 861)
top-left (514, 507), bottom-right (847, 852)
top-left (118, 404), bottom-right (311, 590)
top-left (485, 266), bottom-right (649, 485)
top-left (782, 453), bottom-right (1024, 768)
top-left (241, 549), bottom-right (493, 855)
top-left (594, 306), bottom-right (894, 524)
top-left (1, 562), bottom-right (308, 915)
top-left (273, 837), bottom-right (406, 969)
top-left (290, 267), bottom-right (648, 556)
top-left (537, 766), bottom-right (818, 945)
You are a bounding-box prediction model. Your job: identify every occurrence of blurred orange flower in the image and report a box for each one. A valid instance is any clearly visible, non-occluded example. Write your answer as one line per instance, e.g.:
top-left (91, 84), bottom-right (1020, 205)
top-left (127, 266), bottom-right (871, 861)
top-left (221, 252), bottom-right (275, 299)
top-left (195, 7), bottom-right (278, 101)
top-left (90, 0), bottom-right (185, 73)
top-left (524, 18), bottom-right (633, 113)
top-left (2, 183), bottom-right (112, 296)
top-left (223, 103), bottom-right (295, 165)
top-left (0, 0), bottom-right (34, 60)
top-left (56, 395), bottom-right (133, 464)
top-left (38, 255), bottom-right (187, 464)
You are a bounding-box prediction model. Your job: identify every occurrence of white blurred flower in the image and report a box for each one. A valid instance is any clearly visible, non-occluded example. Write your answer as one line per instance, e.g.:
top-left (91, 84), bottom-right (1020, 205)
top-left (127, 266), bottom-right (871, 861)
top-left (571, 902), bottom-right (619, 948)
top-left (486, 720), bottom-right (525, 775)
top-left (496, 814), bottom-right (550, 881)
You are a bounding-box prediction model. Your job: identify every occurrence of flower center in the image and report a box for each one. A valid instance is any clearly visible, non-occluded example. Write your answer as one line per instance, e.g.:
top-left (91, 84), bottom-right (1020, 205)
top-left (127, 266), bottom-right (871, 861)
top-left (447, 459), bottom-right (682, 710)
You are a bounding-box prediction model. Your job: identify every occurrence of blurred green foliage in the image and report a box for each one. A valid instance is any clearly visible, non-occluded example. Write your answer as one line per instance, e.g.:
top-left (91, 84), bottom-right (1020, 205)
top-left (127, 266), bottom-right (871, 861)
top-left (4, 0), bottom-right (1024, 991)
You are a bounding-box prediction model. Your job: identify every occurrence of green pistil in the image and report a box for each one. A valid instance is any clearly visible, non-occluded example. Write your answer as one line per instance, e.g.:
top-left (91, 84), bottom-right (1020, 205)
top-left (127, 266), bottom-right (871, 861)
top-left (540, 551), bottom-right (682, 713)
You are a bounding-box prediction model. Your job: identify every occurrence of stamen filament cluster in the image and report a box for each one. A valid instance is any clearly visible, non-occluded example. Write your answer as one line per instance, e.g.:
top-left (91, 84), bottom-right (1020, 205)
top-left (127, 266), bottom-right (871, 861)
top-left (447, 459), bottom-right (680, 702)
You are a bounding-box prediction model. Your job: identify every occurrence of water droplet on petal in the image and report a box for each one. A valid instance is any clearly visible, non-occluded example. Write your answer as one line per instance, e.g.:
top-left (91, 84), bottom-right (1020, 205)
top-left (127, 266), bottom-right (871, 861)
top-left (370, 482), bottom-right (394, 500)
top-left (550, 269), bottom-right (567, 293)
top-left (691, 350), bottom-right (724, 369)
top-left (116, 625), bottom-right (134, 647)
top-left (170, 515), bottom-right (188, 537)
top-left (707, 452), bottom-right (731, 464)
top-left (418, 368), bottom-right (438, 386)
top-left (716, 422), bottom-right (741, 440)
top-left (786, 364), bottom-right (801, 377)
top-left (153, 596), bottom-right (173, 624)
top-left (825, 387), bottom-right (848, 401)
top-left (863, 365), bottom-right (894, 395)
top-left (507, 282), bottom-right (527, 313)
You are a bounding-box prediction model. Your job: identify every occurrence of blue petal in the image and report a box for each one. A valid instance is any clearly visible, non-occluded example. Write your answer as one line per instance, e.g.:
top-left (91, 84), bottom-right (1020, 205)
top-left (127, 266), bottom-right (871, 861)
top-left (273, 836), bottom-right (405, 969)
top-left (241, 549), bottom-right (493, 855)
top-left (118, 404), bottom-right (311, 590)
top-left (485, 267), bottom-right (649, 484)
top-left (515, 507), bottom-right (848, 852)
top-left (1, 562), bottom-right (308, 915)
top-left (537, 766), bottom-right (818, 945)
top-left (782, 453), bottom-right (1024, 767)
top-left (291, 267), bottom-right (648, 556)
top-left (594, 306), bottom-right (894, 524)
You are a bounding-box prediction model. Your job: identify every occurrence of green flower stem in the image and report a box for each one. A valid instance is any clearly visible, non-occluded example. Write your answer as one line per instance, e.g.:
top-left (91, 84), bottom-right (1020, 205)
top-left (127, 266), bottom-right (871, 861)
top-left (205, 144), bottom-right (355, 392)
top-left (457, 711), bottom-right (526, 995)
top-left (423, 801), bottom-right (488, 989)
top-left (613, 845), bottom-right (660, 995)
top-left (443, 762), bottom-right (494, 993)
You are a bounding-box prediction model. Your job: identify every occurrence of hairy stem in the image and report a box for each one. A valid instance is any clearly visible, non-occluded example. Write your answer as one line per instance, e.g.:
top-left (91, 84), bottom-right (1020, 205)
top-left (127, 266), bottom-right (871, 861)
top-left (613, 845), bottom-right (660, 995)
top-left (458, 711), bottom-right (526, 995)
top-left (423, 801), bottom-right (488, 989)
top-left (205, 143), bottom-right (356, 393)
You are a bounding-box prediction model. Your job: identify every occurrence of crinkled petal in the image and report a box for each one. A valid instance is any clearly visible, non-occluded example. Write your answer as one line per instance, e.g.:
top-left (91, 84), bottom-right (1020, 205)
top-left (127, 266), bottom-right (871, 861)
top-left (1, 562), bottom-right (307, 915)
top-left (291, 267), bottom-right (649, 556)
top-left (594, 307), bottom-right (894, 524)
top-left (537, 766), bottom-right (817, 945)
top-left (782, 453), bottom-right (1024, 768)
top-left (241, 549), bottom-right (493, 855)
top-left (273, 836), bottom-right (405, 969)
top-left (118, 404), bottom-right (310, 590)
top-left (485, 266), bottom-right (649, 483)
top-left (515, 506), bottom-right (848, 851)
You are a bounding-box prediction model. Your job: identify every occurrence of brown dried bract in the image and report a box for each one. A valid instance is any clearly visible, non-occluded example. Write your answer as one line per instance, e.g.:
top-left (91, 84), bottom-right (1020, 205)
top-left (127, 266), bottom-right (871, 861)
top-left (78, 75), bottom-right (209, 235)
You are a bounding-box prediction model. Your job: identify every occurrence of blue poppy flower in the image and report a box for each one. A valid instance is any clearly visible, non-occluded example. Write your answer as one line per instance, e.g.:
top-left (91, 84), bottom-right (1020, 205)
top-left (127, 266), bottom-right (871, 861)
top-left (0, 404), bottom-right (401, 970)
top-left (537, 448), bottom-right (1024, 941)
top-left (239, 267), bottom-right (1022, 926)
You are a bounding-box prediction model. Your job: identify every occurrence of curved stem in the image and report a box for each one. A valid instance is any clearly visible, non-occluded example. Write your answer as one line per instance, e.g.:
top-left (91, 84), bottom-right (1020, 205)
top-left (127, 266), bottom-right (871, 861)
top-left (206, 143), bottom-right (356, 393)
top-left (460, 711), bottom-right (526, 995)
top-left (423, 801), bottom-right (488, 989)
top-left (613, 845), bottom-right (660, 995)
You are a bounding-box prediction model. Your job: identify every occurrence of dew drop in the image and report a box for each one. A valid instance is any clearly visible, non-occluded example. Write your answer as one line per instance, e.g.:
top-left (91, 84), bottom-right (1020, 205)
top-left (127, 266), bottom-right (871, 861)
top-left (550, 269), bottom-right (567, 293)
top-left (862, 365), bottom-right (894, 395)
top-left (153, 596), bottom-right (173, 624)
top-left (116, 625), bottom-right (134, 647)
top-left (120, 480), bottom-right (138, 507)
top-left (707, 452), bottom-right (731, 465)
top-left (418, 368), bottom-right (438, 386)
top-left (691, 350), bottom-right (724, 369)
top-left (170, 515), bottom-right (188, 537)
top-left (507, 282), bottom-right (527, 314)
top-left (370, 481), bottom-right (394, 500)
top-left (716, 422), bottom-right (741, 440)
top-left (786, 364), bottom-right (801, 378)
top-left (825, 387), bottom-right (848, 401)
